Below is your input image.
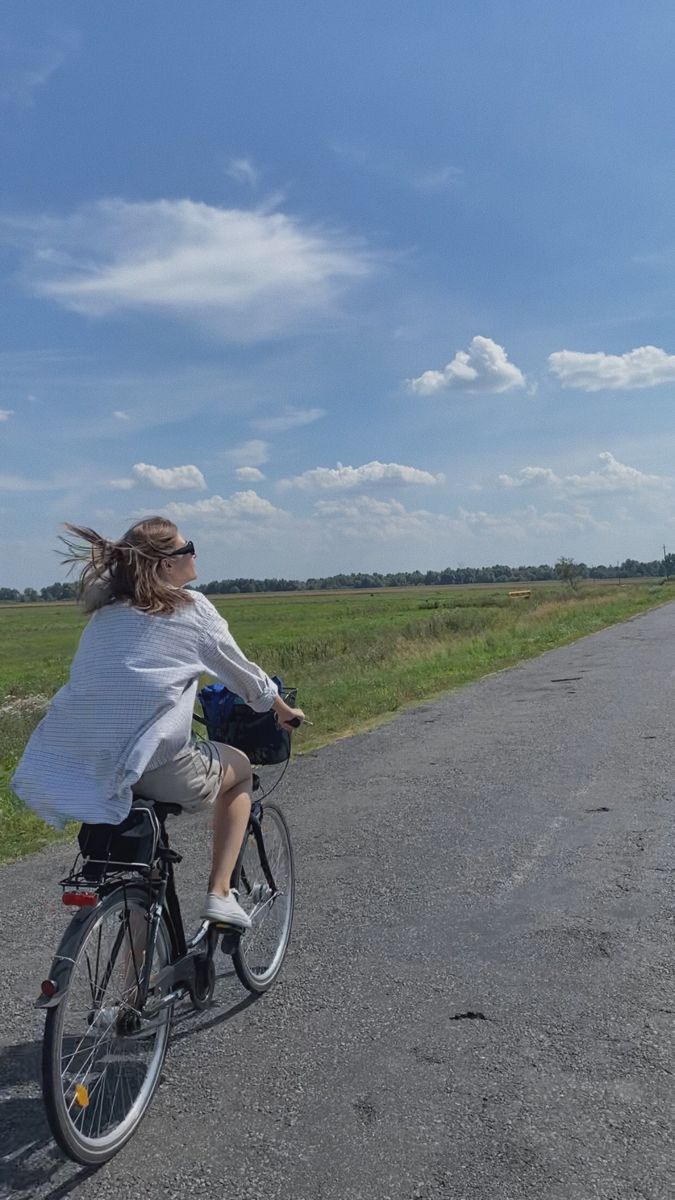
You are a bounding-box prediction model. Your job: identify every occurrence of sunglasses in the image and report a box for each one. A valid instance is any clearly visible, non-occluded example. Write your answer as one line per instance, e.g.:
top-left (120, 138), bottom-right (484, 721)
top-left (166, 540), bottom-right (195, 558)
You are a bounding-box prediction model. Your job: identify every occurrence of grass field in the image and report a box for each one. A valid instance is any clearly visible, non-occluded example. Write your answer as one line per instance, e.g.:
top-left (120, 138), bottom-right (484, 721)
top-left (1, 580), bottom-right (672, 861)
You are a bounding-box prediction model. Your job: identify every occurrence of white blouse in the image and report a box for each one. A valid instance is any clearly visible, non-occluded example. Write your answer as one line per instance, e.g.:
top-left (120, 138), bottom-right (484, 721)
top-left (12, 591), bottom-right (278, 828)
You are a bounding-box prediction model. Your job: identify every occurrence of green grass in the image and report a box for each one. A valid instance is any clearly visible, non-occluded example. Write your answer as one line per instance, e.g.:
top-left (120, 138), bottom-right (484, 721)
top-left (1, 580), bottom-right (672, 861)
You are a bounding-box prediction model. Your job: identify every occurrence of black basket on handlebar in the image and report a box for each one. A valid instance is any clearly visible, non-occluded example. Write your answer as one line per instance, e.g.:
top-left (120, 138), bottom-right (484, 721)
top-left (196, 678), bottom-right (296, 767)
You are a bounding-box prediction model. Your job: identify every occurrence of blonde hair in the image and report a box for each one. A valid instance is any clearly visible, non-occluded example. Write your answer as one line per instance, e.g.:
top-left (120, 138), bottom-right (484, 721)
top-left (61, 517), bottom-right (194, 616)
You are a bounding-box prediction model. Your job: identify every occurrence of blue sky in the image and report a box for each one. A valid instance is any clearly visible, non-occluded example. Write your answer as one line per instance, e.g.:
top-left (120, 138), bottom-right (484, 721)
top-left (3, 1), bottom-right (675, 587)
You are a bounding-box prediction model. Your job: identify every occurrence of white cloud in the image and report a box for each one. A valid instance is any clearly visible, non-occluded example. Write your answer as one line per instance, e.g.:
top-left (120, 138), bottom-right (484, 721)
top-left (566, 452), bottom-right (668, 494)
top-left (252, 406), bottom-right (325, 433)
top-left (113, 409), bottom-right (130, 421)
top-left (224, 439), bottom-right (270, 467)
top-left (456, 504), bottom-right (607, 539)
top-left (9, 198), bottom-right (371, 341)
top-left (548, 345), bottom-right (675, 391)
top-left (108, 477), bottom-right (136, 490)
top-left (164, 490), bottom-right (285, 522)
top-left (226, 157), bottom-right (259, 188)
top-left (0, 410), bottom-right (14, 421)
top-left (132, 462), bottom-right (207, 491)
top-left (280, 460), bottom-right (444, 492)
top-left (498, 467), bottom-right (561, 489)
top-left (311, 494), bottom-right (598, 547)
top-left (499, 452), bottom-right (669, 496)
top-left (408, 336), bottom-right (526, 395)
top-left (235, 466), bottom-right (265, 482)
top-left (314, 495), bottom-right (451, 542)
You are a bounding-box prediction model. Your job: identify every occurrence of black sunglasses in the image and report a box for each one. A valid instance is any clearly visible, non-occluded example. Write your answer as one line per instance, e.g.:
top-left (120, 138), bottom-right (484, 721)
top-left (166, 540), bottom-right (195, 558)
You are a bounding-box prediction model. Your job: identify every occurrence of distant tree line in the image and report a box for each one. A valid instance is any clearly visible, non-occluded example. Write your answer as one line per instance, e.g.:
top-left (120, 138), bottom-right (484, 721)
top-left (0, 582), bottom-right (79, 603)
top-left (198, 554), bottom-right (675, 593)
top-left (2, 555), bottom-right (674, 602)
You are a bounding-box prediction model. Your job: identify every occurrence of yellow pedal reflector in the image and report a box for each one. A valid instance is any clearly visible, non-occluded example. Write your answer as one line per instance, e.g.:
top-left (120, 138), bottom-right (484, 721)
top-left (74, 1083), bottom-right (90, 1108)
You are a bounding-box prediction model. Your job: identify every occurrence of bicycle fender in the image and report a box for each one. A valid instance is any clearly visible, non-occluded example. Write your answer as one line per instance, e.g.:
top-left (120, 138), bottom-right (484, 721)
top-left (34, 953), bottom-right (78, 1008)
top-left (35, 905), bottom-right (97, 1009)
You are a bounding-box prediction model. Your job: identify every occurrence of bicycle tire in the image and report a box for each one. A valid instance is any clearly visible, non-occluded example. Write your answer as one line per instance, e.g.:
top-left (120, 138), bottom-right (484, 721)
top-left (232, 802), bottom-right (294, 994)
top-left (42, 884), bottom-right (173, 1165)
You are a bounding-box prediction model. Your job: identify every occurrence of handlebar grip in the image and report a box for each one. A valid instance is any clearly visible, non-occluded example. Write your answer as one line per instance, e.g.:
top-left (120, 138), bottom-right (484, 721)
top-left (288, 717), bottom-right (302, 728)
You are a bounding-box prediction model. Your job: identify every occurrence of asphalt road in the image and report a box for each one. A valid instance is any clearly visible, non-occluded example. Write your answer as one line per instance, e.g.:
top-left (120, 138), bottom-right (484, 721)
top-left (1, 604), bottom-right (673, 1200)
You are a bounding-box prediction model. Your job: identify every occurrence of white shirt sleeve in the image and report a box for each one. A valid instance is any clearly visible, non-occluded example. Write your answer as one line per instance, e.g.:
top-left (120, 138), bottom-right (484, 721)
top-left (196, 595), bottom-right (279, 712)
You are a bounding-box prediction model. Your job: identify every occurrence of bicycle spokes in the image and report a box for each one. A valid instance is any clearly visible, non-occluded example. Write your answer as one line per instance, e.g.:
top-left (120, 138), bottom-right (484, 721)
top-left (43, 890), bottom-right (172, 1160)
top-left (232, 803), bottom-right (294, 990)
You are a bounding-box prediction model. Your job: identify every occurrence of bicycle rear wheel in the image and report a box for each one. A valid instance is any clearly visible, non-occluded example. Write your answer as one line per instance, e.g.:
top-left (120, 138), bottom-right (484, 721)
top-left (232, 802), bottom-right (294, 993)
top-left (42, 885), bottom-right (173, 1165)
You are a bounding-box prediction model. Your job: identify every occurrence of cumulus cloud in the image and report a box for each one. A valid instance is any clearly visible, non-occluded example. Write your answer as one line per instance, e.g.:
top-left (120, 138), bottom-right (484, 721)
top-left (132, 462), bottom-right (207, 491)
top-left (0, 410), bottom-right (14, 421)
top-left (498, 467), bottom-right (561, 489)
top-left (314, 495), bottom-right (451, 542)
top-left (408, 336), bottom-right (526, 396)
top-left (499, 452), bottom-right (669, 496)
top-left (565, 452), bottom-right (668, 494)
top-left (252, 406), bottom-right (325, 433)
top-left (108, 477), bottom-right (136, 490)
top-left (456, 504), bottom-right (607, 539)
top-left (310, 493), bottom-right (599, 545)
top-left (8, 198), bottom-right (371, 341)
top-left (164, 490), bottom-right (285, 521)
top-left (548, 345), bottom-right (675, 391)
top-left (224, 440), bottom-right (269, 467)
top-left (235, 466), bottom-right (265, 482)
top-left (113, 409), bottom-right (130, 421)
top-left (280, 460), bottom-right (444, 491)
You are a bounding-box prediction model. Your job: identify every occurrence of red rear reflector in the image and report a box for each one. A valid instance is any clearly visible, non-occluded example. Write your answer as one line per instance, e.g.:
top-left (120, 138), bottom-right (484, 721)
top-left (40, 979), bottom-right (58, 998)
top-left (62, 891), bottom-right (98, 907)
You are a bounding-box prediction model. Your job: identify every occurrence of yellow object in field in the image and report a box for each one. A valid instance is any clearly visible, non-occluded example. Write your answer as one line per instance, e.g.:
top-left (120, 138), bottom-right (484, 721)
top-left (508, 590), bottom-right (531, 599)
top-left (74, 1083), bottom-right (90, 1108)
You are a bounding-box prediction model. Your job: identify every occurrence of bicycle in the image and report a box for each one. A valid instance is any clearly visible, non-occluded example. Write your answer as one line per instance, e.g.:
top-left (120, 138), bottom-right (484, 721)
top-left (36, 710), bottom-right (299, 1166)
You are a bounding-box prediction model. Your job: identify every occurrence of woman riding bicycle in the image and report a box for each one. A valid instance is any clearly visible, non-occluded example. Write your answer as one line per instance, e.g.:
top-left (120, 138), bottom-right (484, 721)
top-left (12, 516), bottom-right (304, 931)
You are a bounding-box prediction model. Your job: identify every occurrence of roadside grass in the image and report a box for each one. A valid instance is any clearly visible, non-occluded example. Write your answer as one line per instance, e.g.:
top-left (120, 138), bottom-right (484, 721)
top-left (1, 580), bottom-right (672, 861)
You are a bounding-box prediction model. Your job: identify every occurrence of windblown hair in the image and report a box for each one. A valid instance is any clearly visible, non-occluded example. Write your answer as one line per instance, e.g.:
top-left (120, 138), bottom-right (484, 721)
top-left (61, 517), bottom-right (194, 615)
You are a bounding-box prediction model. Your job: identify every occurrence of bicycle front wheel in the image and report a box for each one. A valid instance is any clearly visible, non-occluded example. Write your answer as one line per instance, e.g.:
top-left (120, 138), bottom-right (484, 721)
top-left (42, 885), bottom-right (173, 1165)
top-left (232, 802), bottom-right (294, 993)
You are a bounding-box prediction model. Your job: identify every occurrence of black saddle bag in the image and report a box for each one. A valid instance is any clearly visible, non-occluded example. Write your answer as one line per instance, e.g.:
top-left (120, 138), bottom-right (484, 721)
top-left (78, 804), bottom-right (160, 881)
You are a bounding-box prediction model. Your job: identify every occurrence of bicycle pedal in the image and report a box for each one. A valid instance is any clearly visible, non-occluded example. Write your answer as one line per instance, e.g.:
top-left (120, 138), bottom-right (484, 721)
top-left (220, 929), bottom-right (242, 954)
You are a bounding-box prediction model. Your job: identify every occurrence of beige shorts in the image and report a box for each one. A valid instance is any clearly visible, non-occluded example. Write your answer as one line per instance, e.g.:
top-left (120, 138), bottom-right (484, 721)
top-left (132, 737), bottom-right (224, 813)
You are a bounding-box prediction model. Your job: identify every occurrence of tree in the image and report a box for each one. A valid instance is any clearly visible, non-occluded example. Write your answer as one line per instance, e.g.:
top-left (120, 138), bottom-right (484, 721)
top-left (555, 556), bottom-right (583, 590)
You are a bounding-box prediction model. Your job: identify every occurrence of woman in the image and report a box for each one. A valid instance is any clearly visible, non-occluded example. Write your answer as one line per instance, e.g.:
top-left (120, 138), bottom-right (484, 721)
top-left (12, 516), bottom-right (305, 930)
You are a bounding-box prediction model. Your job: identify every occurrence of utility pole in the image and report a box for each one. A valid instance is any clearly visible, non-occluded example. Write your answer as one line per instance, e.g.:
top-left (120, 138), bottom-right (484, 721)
top-left (664, 545), bottom-right (669, 582)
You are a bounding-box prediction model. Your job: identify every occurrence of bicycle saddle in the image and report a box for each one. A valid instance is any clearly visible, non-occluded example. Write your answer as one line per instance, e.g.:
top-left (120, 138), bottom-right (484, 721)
top-left (150, 801), bottom-right (183, 820)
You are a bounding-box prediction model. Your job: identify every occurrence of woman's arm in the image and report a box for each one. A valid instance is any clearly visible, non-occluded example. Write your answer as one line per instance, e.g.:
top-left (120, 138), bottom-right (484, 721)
top-left (196, 597), bottom-right (305, 727)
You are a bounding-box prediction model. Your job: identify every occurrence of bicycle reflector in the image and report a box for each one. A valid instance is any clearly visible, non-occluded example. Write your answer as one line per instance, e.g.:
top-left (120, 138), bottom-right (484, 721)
top-left (62, 891), bottom-right (98, 907)
top-left (40, 979), bottom-right (58, 998)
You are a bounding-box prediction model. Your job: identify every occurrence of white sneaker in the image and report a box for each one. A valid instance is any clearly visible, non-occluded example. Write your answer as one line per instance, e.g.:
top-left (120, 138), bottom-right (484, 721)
top-left (202, 890), bottom-right (252, 930)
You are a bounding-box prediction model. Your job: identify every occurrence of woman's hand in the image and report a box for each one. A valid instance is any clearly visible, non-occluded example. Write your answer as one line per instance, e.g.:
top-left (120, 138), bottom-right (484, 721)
top-left (272, 694), bottom-right (306, 731)
top-left (277, 706), bottom-right (306, 731)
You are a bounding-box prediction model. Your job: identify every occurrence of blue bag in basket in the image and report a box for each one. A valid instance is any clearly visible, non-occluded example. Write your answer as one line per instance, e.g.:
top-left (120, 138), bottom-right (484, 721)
top-left (197, 676), bottom-right (295, 766)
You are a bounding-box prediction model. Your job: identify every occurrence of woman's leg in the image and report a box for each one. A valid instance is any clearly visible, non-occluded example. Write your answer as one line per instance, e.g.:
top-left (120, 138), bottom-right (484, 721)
top-left (207, 743), bottom-right (253, 897)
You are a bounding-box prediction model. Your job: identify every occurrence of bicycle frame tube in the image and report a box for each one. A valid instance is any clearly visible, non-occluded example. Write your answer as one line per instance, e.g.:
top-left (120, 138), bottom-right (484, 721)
top-left (233, 805), bottom-right (278, 895)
